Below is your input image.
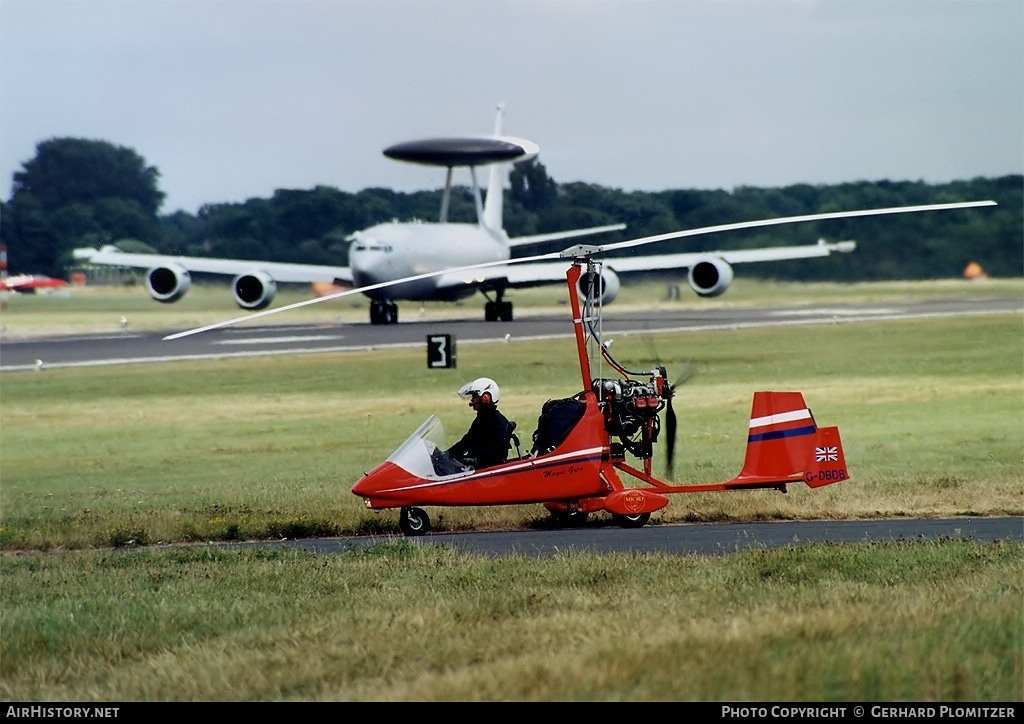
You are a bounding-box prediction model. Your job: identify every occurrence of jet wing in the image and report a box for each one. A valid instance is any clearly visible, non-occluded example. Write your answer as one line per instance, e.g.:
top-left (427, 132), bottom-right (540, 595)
top-left (437, 239), bottom-right (857, 291)
top-left (74, 247), bottom-right (353, 285)
top-left (594, 239), bottom-right (857, 274)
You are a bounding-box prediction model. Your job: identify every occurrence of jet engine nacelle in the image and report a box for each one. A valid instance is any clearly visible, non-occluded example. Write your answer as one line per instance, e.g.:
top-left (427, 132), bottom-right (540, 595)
top-left (577, 266), bottom-right (621, 305)
top-left (232, 271), bottom-right (277, 310)
top-left (687, 257), bottom-right (734, 298)
top-left (146, 265), bottom-right (191, 303)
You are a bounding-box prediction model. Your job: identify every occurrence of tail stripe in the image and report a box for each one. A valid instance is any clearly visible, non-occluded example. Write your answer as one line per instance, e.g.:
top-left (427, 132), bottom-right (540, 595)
top-left (748, 424), bottom-right (817, 444)
top-left (749, 408), bottom-right (812, 429)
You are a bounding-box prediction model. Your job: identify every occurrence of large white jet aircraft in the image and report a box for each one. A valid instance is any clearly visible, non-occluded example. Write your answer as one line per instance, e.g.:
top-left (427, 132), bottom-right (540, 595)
top-left (74, 106), bottom-right (929, 326)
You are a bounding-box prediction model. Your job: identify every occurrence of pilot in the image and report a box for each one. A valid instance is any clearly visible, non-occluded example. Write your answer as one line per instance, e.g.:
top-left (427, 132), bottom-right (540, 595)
top-left (446, 377), bottom-right (514, 469)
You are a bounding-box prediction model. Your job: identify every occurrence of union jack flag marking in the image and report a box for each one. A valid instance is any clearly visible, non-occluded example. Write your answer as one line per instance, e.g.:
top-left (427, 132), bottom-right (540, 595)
top-left (815, 446), bottom-right (838, 462)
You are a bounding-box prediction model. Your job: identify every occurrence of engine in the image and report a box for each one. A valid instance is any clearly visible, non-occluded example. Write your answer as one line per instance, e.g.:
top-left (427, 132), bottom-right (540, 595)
top-left (576, 266), bottom-right (621, 305)
top-left (232, 271), bottom-right (277, 310)
top-left (592, 376), bottom-right (665, 459)
top-left (687, 257), bottom-right (734, 297)
top-left (145, 265), bottom-right (191, 303)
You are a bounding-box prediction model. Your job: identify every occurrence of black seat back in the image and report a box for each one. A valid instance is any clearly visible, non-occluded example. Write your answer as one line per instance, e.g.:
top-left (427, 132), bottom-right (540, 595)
top-left (530, 398), bottom-right (586, 457)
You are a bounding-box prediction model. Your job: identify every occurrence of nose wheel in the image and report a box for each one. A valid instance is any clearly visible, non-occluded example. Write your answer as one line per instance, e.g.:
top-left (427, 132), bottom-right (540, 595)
top-left (399, 507), bottom-right (430, 536)
top-left (370, 300), bottom-right (398, 325)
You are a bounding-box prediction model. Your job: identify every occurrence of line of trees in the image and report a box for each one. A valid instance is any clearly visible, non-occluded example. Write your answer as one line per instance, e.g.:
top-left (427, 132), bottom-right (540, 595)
top-left (2, 137), bottom-right (1020, 281)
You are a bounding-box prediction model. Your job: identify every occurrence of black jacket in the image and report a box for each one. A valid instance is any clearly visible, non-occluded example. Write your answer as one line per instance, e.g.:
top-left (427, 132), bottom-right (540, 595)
top-left (447, 405), bottom-right (513, 469)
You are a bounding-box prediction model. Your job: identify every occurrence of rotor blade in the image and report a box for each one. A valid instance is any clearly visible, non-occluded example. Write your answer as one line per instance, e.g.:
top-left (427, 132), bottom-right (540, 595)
top-left (163, 250), bottom-right (566, 340)
top-left (163, 199), bottom-right (996, 341)
top-left (586, 200), bottom-right (997, 256)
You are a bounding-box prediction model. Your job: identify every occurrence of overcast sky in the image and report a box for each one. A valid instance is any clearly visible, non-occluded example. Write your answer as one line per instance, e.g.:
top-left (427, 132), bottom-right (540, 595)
top-left (2, 0), bottom-right (1021, 215)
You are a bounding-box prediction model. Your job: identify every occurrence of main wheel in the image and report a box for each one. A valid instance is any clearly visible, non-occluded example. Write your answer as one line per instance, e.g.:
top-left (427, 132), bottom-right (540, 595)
top-left (551, 509), bottom-right (589, 528)
top-left (399, 507), bottom-right (430, 536)
top-left (612, 512), bottom-right (650, 529)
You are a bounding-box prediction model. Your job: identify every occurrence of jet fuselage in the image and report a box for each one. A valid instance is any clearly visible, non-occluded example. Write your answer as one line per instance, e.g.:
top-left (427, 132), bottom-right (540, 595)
top-left (348, 220), bottom-right (510, 301)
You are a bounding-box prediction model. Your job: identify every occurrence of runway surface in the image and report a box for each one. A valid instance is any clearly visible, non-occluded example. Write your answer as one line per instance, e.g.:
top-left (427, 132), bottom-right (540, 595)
top-left (199, 516), bottom-right (1023, 558)
top-left (2, 296), bottom-right (1020, 371)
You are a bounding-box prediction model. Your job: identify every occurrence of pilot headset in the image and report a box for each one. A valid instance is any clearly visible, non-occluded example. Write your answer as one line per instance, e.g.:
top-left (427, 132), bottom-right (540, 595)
top-left (458, 377), bottom-right (500, 404)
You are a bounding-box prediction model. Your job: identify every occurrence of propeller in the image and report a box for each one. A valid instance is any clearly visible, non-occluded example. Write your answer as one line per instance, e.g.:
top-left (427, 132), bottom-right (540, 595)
top-left (162, 200), bottom-right (995, 341)
top-left (662, 362), bottom-right (695, 478)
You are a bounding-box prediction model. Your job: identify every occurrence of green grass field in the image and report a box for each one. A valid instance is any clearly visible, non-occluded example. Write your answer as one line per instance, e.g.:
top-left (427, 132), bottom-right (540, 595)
top-left (2, 279), bottom-right (1021, 548)
top-left (2, 541), bottom-right (1020, 701)
top-left (1, 278), bottom-right (1021, 701)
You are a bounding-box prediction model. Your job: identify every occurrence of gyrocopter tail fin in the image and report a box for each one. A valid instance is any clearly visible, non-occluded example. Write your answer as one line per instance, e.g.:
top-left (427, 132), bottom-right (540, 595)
top-left (726, 391), bottom-right (849, 489)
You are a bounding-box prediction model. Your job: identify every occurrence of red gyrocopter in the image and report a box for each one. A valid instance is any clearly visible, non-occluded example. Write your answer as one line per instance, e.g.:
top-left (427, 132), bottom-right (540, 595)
top-left (352, 256), bottom-right (849, 535)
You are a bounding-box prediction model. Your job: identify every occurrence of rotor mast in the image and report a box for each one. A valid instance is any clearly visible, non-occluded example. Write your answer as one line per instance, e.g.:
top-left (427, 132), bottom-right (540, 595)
top-left (566, 260), bottom-right (595, 391)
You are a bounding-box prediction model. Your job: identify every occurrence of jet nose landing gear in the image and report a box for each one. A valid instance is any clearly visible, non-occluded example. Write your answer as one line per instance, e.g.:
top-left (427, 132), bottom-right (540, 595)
top-left (370, 299), bottom-right (399, 325)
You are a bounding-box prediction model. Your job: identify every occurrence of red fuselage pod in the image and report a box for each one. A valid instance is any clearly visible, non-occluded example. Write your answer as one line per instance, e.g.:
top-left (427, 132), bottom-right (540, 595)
top-left (353, 394), bottom-right (613, 510)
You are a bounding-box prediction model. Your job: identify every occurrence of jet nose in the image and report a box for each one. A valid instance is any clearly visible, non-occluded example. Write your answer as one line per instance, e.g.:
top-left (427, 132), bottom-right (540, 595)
top-left (349, 235), bottom-right (392, 286)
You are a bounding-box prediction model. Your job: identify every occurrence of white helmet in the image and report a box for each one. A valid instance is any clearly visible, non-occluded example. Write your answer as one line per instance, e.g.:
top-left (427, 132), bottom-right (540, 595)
top-left (458, 377), bottom-right (500, 404)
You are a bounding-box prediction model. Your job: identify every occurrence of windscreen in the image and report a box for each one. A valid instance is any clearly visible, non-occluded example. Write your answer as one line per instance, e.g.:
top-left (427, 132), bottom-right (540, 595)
top-left (385, 415), bottom-right (448, 478)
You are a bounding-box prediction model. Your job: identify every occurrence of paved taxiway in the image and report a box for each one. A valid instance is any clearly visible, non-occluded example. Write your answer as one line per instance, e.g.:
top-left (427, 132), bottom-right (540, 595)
top-left (2, 296), bottom-right (1020, 371)
top-left (200, 516), bottom-right (1023, 557)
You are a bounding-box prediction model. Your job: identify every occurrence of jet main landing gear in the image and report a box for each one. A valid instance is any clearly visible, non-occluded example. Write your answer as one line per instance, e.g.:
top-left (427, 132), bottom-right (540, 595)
top-left (484, 299), bottom-right (513, 322)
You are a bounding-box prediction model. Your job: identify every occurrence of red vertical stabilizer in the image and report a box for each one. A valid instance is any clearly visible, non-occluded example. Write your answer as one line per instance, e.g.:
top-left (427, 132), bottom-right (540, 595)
top-left (726, 391), bottom-right (849, 489)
